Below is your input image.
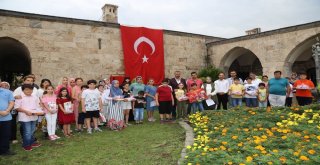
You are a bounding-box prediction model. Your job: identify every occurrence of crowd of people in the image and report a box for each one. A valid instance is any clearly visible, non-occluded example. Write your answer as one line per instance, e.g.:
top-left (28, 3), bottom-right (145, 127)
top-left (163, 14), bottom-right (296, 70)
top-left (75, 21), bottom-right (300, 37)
top-left (0, 70), bottom-right (316, 155)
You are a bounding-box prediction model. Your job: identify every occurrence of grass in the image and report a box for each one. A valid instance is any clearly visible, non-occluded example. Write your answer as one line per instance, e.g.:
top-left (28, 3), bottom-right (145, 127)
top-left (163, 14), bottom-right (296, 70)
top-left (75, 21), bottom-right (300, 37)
top-left (0, 113), bottom-right (185, 165)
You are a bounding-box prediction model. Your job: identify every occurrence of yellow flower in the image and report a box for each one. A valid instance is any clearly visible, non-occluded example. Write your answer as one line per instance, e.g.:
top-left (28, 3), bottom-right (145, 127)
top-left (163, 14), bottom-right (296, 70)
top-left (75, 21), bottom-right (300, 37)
top-left (246, 156), bottom-right (253, 162)
top-left (272, 149), bottom-right (278, 153)
top-left (293, 152), bottom-right (299, 156)
top-left (308, 149), bottom-right (316, 155)
top-left (227, 162), bottom-right (233, 165)
top-left (279, 156), bottom-right (286, 163)
top-left (238, 142), bottom-right (243, 147)
top-left (304, 135), bottom-right (310, 139)
top-left (317, 135), bottom-right (320, 141)
top-left (261, 135), bottom-right (267, 139)
top-left (300, 155), bottom-right (309, 161)
top-left (239, 164), bottom-right (245, 165)
top-left (222, 141), bottom-right (228, 145)
top-left (281, 136), bottom-right (287, 140)
top-left (232, 136), bottom-right (238, 139)
top-left (267, 162), bottom-right (273, 165)
top-left (188, 163), bottom-right (192, 165)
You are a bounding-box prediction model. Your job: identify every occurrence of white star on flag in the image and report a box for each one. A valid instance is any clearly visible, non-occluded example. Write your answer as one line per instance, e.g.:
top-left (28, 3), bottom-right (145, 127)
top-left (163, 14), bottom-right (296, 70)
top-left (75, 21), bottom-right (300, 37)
top-left (142, 55), bottom-right (149, 63)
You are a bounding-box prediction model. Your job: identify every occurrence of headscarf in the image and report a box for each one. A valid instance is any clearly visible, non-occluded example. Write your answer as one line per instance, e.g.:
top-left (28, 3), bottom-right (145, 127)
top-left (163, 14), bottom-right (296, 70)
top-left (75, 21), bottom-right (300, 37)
top-left (110, 80), bottom-right (123, 97)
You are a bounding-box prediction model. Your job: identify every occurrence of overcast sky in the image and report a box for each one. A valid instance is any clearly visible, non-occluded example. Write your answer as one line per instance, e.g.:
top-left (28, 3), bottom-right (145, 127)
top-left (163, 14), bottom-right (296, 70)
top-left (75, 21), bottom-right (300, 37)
top-left (1, 0), bottom-right (319, 38)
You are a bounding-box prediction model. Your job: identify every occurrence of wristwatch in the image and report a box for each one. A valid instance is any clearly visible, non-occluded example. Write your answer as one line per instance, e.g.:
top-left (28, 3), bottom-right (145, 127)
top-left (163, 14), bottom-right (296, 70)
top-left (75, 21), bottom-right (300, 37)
top-left (32, 113), bottom-right (35, 115)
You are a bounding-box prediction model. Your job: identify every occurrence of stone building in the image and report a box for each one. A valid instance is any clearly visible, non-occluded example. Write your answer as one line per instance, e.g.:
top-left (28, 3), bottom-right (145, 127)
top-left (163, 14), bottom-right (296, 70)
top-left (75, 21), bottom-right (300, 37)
top-left (0, 4), bottom-right (320, 85)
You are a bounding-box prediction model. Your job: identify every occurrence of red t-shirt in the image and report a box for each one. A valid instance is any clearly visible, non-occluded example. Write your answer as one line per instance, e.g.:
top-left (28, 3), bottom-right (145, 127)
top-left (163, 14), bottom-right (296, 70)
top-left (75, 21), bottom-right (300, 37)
top-left (293, 79), bottom-right (315, 97)
top-left (156, 85), bottom-right (172, 101)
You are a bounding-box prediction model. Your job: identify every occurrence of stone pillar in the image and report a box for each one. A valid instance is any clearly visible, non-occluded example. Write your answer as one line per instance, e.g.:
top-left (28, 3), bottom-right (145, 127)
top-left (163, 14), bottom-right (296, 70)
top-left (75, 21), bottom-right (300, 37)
top-left (101, 4), bottom-right (118, 23)
top-left (312, 37), bottom-right (320, 85)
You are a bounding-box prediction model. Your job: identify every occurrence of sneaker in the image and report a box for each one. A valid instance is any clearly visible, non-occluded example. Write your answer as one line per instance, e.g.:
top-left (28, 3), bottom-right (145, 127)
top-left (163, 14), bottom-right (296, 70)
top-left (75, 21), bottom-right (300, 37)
top-left (53, 135), bottom-right (61, 139)
top-left (94, 128), bottom-right (102, 132)
top-left (23, 146), bottom-right (33, 151)
top-left (87, 128), bottom-right (92, 134)
top-left (31, 143), bottom-right (41, 148)
top-left (12, 140), bottom-right (19, 144)
top-left (48, 135), bottom-right (56, 141)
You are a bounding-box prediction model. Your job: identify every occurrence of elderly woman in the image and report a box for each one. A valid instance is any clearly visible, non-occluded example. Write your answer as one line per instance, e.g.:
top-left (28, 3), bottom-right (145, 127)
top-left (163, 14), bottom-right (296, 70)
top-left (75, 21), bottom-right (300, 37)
top-left (201, 76), bottom-right (218, 110)
top-left (107, 80), bottom-right (125, 131)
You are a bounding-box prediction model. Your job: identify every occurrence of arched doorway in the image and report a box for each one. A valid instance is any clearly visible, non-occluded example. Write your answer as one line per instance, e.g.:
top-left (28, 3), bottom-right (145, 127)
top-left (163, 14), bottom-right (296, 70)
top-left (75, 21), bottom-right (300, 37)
top-left (286, 34), bottom-right (319, 86)
top-left (0, 37), bottom-right (31, 88)
top-left (220, 47), bottom-right (263, 80)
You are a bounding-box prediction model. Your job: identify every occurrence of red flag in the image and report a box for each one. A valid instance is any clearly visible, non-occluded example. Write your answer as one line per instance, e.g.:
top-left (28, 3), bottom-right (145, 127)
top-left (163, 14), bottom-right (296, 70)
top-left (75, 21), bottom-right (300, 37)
top-left (120, 25), bottom-right (164, 85)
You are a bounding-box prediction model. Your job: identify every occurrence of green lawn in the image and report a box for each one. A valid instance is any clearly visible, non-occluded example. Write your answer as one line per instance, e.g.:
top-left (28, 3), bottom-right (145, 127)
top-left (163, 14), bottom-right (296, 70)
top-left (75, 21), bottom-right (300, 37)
top-left (0, 115), bottom-right (185, 165)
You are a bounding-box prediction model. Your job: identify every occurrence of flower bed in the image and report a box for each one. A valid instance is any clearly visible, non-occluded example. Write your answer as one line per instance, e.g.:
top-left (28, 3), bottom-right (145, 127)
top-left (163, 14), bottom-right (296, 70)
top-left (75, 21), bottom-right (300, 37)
top-left (185, 105), bottom-right (320, 165)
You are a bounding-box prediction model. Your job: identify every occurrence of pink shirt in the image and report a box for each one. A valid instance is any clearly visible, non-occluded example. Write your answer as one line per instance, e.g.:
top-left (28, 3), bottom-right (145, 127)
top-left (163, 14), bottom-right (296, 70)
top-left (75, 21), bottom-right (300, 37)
top-left (41, 94), bottom-right (57, 113)
top-left (186, 78), bottom-right (203, 91)
top-left (15, 93), bottom-right (42, 122)
top-left (55, 85), bottom-right (72, 96)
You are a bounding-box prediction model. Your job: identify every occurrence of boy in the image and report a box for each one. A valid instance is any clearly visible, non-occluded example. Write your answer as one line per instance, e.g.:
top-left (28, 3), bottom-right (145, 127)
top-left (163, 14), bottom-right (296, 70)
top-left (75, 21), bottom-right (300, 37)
top-left (77, 85), bottom-right (88, 132)
top-left (156, 78), bottom-right (174, 123)
top-left (15, 84), bottom-right (44, 151)
top-left (229, 78), bottom-right (244, 107)
top-left (133, 91), bottom-right (146, 124)
top-left (244, 77), bottom-right (258, 107)
top-left (81, 80), bottom-right (103, 134)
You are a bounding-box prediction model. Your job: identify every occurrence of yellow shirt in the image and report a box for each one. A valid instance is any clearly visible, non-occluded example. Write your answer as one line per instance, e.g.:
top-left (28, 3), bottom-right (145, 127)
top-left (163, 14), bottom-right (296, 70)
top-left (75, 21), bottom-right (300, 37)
top-left (175, 89), bottom-right (185, 100)
top-left (229, 84), bottom-right (244, 98)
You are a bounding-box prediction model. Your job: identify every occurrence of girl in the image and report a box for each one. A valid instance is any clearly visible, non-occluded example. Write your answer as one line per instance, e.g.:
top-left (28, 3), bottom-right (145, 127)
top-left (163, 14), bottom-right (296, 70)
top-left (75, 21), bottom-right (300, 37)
top-left (145, 78), bottom-right (158, 122)
top-left (108, 80), bottom-right (125, 131)
top-left (122, 83), bottom-right (132, 126)
top-left (55, 77), bottom-right (72, 96)
top-left (41, 85), bottom-right (60, 140)
top-left (257, 83), bottom-right (268, 108)
top-left (57, 87), bottom-right (75, 137)
top-left (155, 78), bottom-right (174, 123)
top-left (187, 83), bottom-right (205, 114)
top-left (175, 83), bottom-right (188, 119)
top-left (72, 77), bottom-right (83, 131)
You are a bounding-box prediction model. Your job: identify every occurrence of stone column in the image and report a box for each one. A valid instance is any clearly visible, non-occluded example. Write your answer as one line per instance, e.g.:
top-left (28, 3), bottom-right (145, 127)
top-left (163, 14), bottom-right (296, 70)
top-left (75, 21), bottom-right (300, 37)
top-left (312, 37), bottom-right (320, 85)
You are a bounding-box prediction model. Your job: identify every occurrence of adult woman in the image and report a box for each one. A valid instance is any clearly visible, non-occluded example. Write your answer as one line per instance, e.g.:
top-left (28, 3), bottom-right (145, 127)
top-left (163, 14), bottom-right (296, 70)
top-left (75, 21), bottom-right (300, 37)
top-left (72, 77), bottom-right (83, 131)
top-left (293, 72), bottom-right (315, 106)
top-left (38, 79), bottom-right (52, 97)
top-left (55, 77), bottom-right (72, 96)
top-left (130, 76), bottom-right (145, 96)
top-left (107, 80), bottom-right (125, 130)
top-left (201, 76), bottom-right (218, 110)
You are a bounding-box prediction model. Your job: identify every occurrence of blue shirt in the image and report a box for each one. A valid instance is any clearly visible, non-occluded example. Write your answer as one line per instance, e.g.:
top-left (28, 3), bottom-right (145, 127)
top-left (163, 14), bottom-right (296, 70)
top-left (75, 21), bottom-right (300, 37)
top-left (130, 83), bottom-right (145, 96)
top-left (145, 85), bottom-right (157, 102)
top-left (0, 88), bottom-right (14, 121)
top-left (268, 78), bottom-right (289, 95)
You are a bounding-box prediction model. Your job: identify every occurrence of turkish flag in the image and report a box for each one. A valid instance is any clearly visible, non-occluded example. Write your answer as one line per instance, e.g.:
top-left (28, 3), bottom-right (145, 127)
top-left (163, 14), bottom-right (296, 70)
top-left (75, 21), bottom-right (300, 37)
top-left (120, 25), bottom-right (164, 85)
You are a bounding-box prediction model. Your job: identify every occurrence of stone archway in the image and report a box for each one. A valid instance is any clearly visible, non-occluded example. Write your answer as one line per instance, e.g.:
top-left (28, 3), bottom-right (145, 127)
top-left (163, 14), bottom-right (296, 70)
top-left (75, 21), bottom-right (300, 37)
top-left (219, 47), bottom-right (263, 80)
top-left (285, 34), bottom-right (320, 85)
top-left (0, 37), bottom-right (31, 87)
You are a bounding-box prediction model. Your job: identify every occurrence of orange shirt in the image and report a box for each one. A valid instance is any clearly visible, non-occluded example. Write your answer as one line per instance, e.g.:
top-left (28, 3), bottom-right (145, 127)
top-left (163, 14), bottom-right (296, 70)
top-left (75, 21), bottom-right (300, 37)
top-left (293, 79), bottom-right (315, 97)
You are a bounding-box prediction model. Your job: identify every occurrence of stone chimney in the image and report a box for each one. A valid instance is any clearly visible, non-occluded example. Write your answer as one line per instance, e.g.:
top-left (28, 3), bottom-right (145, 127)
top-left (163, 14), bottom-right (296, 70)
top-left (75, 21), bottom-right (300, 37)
top-left (245, 28), bottom-right (261, 35)
top-left (102, 4), bottom-right (118, 23)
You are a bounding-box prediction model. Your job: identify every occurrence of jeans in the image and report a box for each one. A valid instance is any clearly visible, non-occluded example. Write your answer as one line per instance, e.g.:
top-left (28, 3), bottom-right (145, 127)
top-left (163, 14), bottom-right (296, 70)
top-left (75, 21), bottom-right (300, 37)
top-left (232, 98), bottom-right (242, 107)
top-left (45, 113), bottom-right (57, 136)
top-left (259, 101), bottom-right (267, 107)
top-left (246, 98), bottom-right (258, 107)
top-left (191, 102), bottom-right (204, 114)
top-left (0, 120), bottom-right (11, 154)
top-left (134, 108), bottom-right (144, 121)
top-left (20, 120), bottom-right (37, 147)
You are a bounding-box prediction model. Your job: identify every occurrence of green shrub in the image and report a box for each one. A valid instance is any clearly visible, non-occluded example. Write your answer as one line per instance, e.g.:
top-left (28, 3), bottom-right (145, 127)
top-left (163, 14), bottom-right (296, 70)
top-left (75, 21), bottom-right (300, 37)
top-left (198, 66), bottom-right (222, 82)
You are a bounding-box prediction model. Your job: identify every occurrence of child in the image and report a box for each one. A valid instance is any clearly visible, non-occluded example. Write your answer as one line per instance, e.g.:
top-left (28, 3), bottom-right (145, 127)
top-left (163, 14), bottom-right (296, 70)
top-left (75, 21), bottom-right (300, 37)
top-left (285, 77), bottom-right (294, 107)
top-left (122, 83), bottom-right (132, 126)
top-left (156, 78), bottom-right (174, 123)
top-left (15, 84), bottom-right (44, 151)
top-left (77, 85), bottom-right (88, 132)
top-left (187, 83), bottom-right (205, 114)
top-left (257, 83), bottom-right (268, 108)
top-left (228, 78), bottom-right (244, 107)
top-left (145, 78), bottom-right (158, 122)
top-left (244, 77), bottom-right (258, 107)
top-left (57, 87), bottom-right (75, 137)
top-left (175, 83), bottom-right (188, 119)
top-left (81, 80), bottom-right (103, 134)
top-left (41, 85), bottom-right (60, 140)
top-left (133, 91), bottom-right (146, 124)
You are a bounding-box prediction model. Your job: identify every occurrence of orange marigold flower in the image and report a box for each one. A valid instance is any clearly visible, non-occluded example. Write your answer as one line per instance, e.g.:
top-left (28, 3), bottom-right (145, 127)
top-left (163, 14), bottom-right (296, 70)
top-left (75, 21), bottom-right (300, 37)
top-left (300, 155), bottom-right (309, 161)
top-left (308, 149), bottom-right (316, 155)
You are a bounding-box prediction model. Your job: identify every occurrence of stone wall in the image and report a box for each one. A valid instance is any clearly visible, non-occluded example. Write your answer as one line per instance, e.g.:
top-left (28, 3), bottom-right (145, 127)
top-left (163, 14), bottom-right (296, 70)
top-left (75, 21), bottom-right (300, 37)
top-left (0, 10), bottom-right (221, 85)
top-left (207, 21), bottom-right (320, 78)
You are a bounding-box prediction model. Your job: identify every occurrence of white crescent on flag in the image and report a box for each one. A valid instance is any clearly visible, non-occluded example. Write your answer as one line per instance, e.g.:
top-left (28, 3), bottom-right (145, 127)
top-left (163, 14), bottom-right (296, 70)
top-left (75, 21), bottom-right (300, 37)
top-left (134, 36), bottom-right (156, 55)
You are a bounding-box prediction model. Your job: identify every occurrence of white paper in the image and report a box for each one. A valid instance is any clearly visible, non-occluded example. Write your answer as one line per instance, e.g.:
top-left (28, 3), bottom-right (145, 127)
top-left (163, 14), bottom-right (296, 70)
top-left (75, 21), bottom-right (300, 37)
top-left (63, 101), bottom-right (73, 114)
top-left (150, 100), bottom-right (157, 107)
top-left (206, 99), bottom-right (215, 106)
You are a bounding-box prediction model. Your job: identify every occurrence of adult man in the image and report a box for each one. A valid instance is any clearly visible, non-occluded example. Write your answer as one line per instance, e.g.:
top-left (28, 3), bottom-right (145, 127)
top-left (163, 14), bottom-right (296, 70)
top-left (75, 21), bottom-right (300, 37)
top-left (213, 72), bottom-right (230, 110)
top-left (13, 75), bottom-right (39, 99)
top-left (268, 71), bottom-right (291, 107)
top-left (227, 70), bottom-right (243, 85)
top-left (169, 71), bottom-right (187, 119)
top-left (244, 72), bottom-right (262, 86)
top-left (186, 72), bottom-right (203, 91)
top-left (29, 74), bottom-right (39, 89)
top-left (0, 81), bottom-right (15, 155)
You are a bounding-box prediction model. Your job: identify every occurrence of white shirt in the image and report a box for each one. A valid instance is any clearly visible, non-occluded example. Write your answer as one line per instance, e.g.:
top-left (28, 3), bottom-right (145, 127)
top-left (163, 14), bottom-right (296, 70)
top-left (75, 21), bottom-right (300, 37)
top-left (13, 86), bottom-right (39, 98)
top-left (213, 79), bottom-right (230, 94)
top-left (175, 78), bottom-right (181, 84)
top-left (201, 84), bottom-right (214, 95)
top-left (244, 84), bottom-right (258, 98)
top-left (81, 89), bottom-right (101, 111)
